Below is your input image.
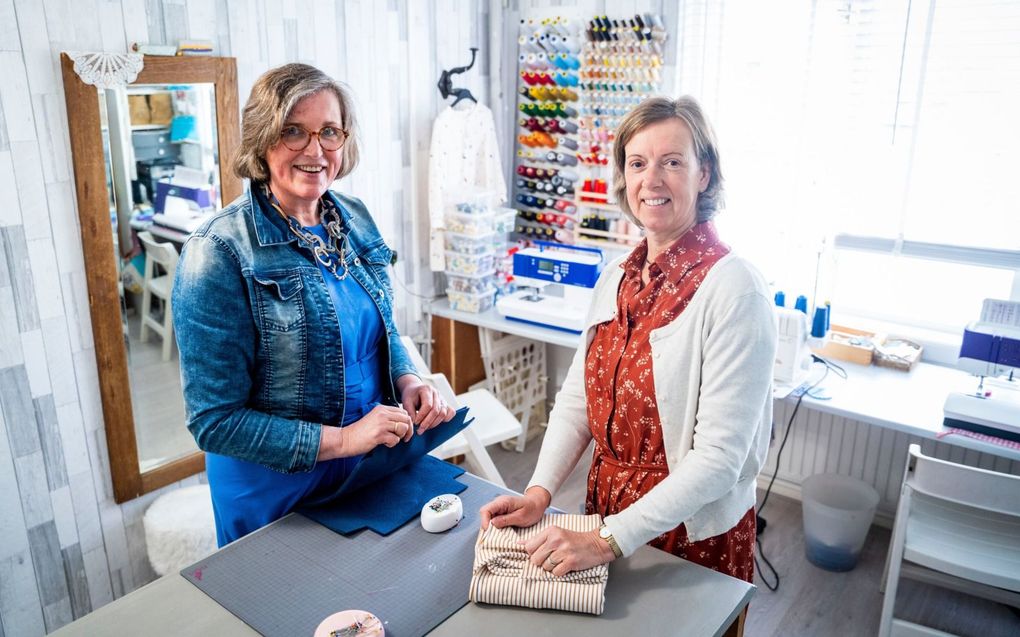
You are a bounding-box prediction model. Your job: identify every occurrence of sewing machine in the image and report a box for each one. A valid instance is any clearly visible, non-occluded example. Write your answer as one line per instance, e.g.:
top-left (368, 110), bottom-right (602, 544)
top-left (774, 307), bottom-right (812, 386)
top-left (496, 242), bottom-right (603, 333)
top-left (942, 299), bottom-right (1020, 442)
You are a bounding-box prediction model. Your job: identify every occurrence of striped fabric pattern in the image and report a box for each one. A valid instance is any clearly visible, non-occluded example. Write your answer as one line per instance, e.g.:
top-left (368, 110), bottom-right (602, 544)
top-left (468, 514), bottom-right (609, 615)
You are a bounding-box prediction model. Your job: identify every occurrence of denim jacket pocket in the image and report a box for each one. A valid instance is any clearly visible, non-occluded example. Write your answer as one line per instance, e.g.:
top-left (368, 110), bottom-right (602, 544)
top-left (251, 269), bottom-right (308, 409)
top-left (252, 270), bottom-right (306, 332)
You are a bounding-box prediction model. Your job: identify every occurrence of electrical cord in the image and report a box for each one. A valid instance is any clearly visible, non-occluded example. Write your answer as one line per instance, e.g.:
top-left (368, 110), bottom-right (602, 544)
top-left (755, 355), bottom-right (846, 592)
top-left (387, 261), bottom-right (438, 302)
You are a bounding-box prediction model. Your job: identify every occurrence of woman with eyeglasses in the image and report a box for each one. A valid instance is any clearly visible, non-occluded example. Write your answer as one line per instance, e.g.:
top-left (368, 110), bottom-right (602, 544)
top-left (172, 63), bottom-right (454, 546)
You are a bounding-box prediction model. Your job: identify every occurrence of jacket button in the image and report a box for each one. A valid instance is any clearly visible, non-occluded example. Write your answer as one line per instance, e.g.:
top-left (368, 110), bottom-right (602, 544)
top-left (354, 257), bottom-right (361, 266)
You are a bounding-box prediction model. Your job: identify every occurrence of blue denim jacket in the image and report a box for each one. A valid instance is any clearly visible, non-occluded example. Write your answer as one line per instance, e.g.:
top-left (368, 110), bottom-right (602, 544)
top-left (172, 188), bottom-right (418, 474)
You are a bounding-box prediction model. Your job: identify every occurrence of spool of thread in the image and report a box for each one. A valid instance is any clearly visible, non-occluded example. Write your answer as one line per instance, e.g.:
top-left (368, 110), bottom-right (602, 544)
top-left (824, 301), bottom-right (831, 330)
top-left (811, 306), bottom-right (828, 338)
top-left (794, 295), bottom-right (808, 314)
top-left (774, 291), bottom-right (785, 307)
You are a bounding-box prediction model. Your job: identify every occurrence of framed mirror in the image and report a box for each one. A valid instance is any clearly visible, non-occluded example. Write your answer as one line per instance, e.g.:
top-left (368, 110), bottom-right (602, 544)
top-left (60, 54), bottom-right (241, 502)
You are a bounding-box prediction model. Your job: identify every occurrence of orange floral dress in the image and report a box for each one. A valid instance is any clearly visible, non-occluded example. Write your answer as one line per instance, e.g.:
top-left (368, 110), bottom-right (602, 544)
top-left (584, 221), bottom-right (756, 583)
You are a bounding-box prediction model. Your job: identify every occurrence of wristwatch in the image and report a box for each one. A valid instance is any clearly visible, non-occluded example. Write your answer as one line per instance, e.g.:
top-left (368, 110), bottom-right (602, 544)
top-left (598, 524), bottom-right (623, 558)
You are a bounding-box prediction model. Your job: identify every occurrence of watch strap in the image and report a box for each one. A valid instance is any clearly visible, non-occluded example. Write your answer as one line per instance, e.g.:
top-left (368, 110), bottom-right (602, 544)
top-left (599, 524), bottom-right (623, 558)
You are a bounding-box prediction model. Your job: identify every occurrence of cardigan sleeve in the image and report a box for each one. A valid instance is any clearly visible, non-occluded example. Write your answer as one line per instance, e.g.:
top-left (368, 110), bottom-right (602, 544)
top-left (604, 289), bottom-right (777, 556)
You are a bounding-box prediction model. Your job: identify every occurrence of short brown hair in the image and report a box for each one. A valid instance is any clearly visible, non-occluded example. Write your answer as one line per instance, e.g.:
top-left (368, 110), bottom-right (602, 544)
top-left (613, 95), bottom-right (724, 225)
top-left (232, 63), bottom-right (359, 183)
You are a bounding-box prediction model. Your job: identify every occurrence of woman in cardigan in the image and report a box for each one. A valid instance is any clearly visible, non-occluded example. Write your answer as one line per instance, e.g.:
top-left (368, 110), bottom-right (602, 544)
top-left (480, 96), bottom-right (776, 582)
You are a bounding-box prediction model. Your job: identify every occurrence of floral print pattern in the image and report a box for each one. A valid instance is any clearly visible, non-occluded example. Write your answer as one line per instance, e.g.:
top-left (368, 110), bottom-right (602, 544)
top-left (583, 221), bottom-right (755, 583)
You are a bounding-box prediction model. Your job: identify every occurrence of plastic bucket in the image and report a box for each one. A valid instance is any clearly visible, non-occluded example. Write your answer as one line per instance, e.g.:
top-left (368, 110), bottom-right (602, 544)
top-left (801, 473), bottom-right (879, 571)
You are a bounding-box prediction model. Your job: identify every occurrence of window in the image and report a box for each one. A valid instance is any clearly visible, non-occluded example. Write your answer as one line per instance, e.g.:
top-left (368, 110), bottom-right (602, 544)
top-left (674, 0), bottom-right (1020, 348)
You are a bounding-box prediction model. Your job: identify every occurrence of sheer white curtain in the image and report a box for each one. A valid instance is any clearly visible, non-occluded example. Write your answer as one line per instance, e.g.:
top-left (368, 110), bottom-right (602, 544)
top-left (673, 0), bottom-right (1020, 335)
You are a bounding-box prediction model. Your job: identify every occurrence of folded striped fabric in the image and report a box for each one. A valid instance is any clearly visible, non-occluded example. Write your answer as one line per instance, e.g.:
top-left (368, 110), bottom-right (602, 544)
top-left (468, 513), bottom-right (609, 615)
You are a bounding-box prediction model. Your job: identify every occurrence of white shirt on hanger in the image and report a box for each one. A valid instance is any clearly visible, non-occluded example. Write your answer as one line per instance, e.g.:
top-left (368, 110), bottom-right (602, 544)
top-left (427, 101), bottom-right (507, 271)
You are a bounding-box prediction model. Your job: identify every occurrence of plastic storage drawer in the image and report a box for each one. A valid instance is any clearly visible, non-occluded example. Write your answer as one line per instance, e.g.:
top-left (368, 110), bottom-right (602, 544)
top-left (447, 286), bottom-right (496, 313)
top-left (445, 250), bottom-right (495, 276)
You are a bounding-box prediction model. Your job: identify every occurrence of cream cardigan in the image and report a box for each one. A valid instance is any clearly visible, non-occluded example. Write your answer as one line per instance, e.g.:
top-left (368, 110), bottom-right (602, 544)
top-left (528, 252), bottom-right (777, 556)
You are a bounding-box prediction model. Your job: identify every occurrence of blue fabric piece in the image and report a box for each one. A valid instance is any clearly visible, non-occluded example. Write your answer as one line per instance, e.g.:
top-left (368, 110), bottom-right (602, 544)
top-left (299, 455), bottom-right (467, 535)
top-left (336, 406), bottom-right (472, 497)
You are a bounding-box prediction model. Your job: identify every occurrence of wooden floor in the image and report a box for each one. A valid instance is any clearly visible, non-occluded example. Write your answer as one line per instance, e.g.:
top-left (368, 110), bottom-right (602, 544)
top-left (487, 428), bottom-right (1020, 637)
top-left (125, 313), bottom-right (197, 470)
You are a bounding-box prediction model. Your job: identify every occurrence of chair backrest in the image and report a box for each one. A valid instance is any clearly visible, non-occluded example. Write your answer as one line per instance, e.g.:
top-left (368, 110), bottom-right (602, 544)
top-left (399, 335), bottom-right (430, 375)
top-left (905, 444), bottom-right (1020, 516)
top-left (399, 335), bottom-right (458, 407)
top-left (137, 231), bottom-right (180, 280)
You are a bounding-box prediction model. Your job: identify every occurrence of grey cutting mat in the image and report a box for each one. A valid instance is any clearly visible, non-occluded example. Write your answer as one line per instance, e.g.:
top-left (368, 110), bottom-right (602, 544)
top-left (181, 473), bottom-right (510, 637)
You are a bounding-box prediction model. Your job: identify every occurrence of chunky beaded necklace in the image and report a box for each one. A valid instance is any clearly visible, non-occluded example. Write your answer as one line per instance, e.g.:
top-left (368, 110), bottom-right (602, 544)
top-left (265, 185), bottom-right (351, 280)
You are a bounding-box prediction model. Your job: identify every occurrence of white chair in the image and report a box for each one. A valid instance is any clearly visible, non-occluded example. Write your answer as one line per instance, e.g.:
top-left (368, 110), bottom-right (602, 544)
top-left (878, 444), bottom-right (1020, 637)
top-left (400, 336), bottom-right (522, 487)
top-left (137, 231), bottom-right (180, 361)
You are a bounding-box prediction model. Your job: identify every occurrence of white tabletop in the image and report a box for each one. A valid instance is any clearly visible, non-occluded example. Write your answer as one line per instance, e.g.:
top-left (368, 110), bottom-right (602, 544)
top-left (428, 298), bottom-right (583, 349)
top-left (792, 360), bottom-right (1020, 461)
top-left (426, 299), bottom-right (1020, 462)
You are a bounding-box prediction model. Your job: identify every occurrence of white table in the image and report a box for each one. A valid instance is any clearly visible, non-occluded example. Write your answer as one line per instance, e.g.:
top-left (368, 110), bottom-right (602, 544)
top-left (427, 298), bottom-right (1020, 463)
top-left (429, 298), bottom-right (582, 349)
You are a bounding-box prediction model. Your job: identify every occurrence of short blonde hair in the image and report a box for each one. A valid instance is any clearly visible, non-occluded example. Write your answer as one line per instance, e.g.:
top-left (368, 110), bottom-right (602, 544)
top-left (613, 95), bottom-right (724, 226)
top-left (232, 63), bottom-right (359, 183)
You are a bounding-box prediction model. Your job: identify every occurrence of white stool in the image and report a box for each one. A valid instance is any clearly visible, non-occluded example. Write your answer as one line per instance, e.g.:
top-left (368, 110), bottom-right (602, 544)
top-left (143, 484), bottom-right (217, 576)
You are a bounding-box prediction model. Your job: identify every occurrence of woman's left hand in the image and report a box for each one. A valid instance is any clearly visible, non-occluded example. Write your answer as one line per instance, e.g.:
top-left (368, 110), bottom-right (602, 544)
top-left (396, 375), bottom-right (456, 434)
top-left (522, 526), bottom-right (617, 577)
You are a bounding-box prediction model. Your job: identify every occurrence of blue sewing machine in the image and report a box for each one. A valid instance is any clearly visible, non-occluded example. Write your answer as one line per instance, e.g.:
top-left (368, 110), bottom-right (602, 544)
top-left (943, 299), bottom-right (1020, 442)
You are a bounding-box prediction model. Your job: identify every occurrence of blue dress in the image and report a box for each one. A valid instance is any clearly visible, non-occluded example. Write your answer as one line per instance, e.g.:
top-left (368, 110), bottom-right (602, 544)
top-left (205, 222), bottom-right (385, 546)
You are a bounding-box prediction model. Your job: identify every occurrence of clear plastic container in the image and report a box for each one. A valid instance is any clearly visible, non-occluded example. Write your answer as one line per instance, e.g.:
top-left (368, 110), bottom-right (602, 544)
top-left (447, 286), bottom-right (496, 313)
top-left (446, 271), bottom-right (495, 294)
top-left (446, 187), bottom-right (501, 216)
top-left (491, 207), bottom-right (518, 233)
top-left (801, 474), bottom-right (879, 571)
top-left (445, 250), bottom-right (496, 276)
top-left (445, 231), bottom-right (496, 255)
top-left (445, 207), bottom-right (518, 236)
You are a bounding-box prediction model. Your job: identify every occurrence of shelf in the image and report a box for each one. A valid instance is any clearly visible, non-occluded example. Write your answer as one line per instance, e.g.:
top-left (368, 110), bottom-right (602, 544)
top-left (574, 235), bottom-right (639, 250)
top-left (131, 124), bottom-right (171, 131)
top-left (575, 200), bottom-right (621, 212)
top-left (577, 227), bottom-right (642, 243)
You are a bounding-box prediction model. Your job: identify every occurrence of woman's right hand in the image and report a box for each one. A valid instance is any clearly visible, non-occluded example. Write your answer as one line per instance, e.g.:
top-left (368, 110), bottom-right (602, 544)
top-left (479, 486), bottom-right (551, 530)
top-left (319, 404), bottom-right (413, 460)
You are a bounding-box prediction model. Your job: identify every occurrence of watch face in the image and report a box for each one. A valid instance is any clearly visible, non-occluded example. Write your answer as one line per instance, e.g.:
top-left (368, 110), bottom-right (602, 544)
top-left (599, 527), bottom-right (610, 539)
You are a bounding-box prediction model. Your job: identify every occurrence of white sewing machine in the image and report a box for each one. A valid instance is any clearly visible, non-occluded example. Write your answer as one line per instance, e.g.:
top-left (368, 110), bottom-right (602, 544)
top-left (942, 299), bottom-right (1020, 442)
top-left (496, 242), bottom-right (603, 333)
top-left (774, 307), bottom-right (812, 387)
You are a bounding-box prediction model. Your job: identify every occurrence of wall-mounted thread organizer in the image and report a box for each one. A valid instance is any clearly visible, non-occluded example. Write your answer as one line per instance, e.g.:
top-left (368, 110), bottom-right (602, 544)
top-left (574, 14), bottom-right (668, 249)
top-left (511, 16), bottom-right (584, 245)
top-left (511, 14), bottom-right (668, 250)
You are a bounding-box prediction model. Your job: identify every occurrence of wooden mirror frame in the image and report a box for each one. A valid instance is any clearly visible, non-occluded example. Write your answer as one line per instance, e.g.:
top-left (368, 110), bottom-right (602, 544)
top-left (60, 54), bottom-right (241, 503)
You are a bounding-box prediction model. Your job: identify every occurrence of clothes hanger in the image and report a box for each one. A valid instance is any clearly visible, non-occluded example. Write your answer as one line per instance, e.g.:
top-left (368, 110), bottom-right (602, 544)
top-left (437, 47), bottom-right (479, 107)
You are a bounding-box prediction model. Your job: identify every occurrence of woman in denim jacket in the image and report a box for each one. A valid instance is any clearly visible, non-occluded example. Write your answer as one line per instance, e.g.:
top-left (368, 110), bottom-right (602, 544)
top-left (172, 63), bottom-right (454, 546)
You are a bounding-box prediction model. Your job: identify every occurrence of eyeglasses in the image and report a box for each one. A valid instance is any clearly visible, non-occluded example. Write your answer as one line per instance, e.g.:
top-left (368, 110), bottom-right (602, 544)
top-left (278, 125), bottom-right (348, 152)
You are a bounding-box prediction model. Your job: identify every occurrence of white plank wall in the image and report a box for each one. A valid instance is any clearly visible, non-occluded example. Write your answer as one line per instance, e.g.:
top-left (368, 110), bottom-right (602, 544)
top-left (0, 1), bottom-right (486, 634)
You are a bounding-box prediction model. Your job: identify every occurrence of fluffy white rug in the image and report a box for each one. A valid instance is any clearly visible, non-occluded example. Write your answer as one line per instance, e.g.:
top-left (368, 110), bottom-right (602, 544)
top-left (143, 484), bottom-right (217, 576)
